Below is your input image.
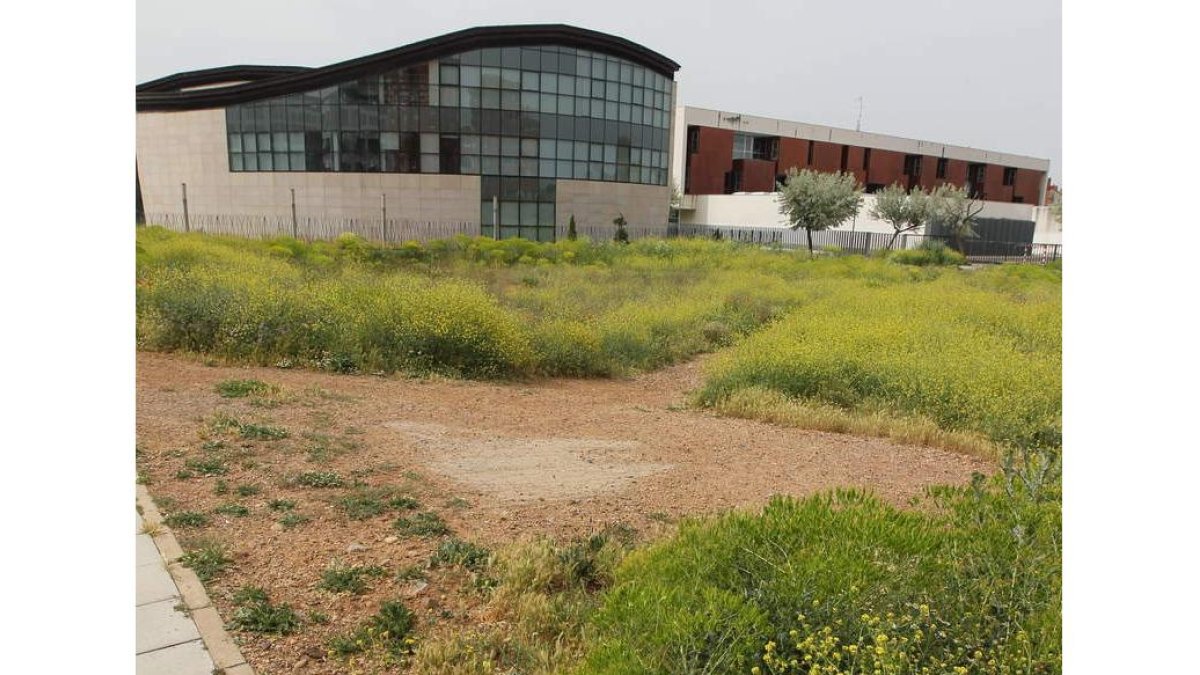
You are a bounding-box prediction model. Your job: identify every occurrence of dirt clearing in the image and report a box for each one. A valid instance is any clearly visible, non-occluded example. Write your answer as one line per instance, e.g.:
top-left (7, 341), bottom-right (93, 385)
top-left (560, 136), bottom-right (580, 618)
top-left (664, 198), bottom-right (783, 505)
top-left (135, 351), bottom-right (989, 673)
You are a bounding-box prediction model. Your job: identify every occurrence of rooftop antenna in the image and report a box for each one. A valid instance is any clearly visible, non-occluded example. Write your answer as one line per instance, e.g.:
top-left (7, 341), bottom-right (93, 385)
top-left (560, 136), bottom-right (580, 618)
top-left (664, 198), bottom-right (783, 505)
top-left (855, 97), bottom-right (863, 132)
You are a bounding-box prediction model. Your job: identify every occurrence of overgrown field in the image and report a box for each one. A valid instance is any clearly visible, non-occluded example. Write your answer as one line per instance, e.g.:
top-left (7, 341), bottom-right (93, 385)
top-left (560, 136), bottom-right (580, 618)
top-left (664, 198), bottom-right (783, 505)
top-left (696, 264), bottom-right (1062, 452)
top-left (137, 227), bottom-right (828, 378)
top-left (406, 452), bottom-right (1060, 675)
top-left (135, 227), bottom-right (1062, 673)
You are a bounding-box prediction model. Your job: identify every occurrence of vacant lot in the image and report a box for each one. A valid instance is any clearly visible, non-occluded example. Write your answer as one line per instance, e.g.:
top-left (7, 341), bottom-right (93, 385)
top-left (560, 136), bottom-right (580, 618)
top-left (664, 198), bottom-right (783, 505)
top-left (137, 352), bottom-right (986, 673)
top-left (135, 230), bottom-right (1060, 674)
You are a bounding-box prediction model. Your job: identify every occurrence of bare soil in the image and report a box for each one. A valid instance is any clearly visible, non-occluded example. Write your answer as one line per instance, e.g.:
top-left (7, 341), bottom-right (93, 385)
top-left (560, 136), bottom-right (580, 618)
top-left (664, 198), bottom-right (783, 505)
top-left (135, 351), bottom-right (989, 674)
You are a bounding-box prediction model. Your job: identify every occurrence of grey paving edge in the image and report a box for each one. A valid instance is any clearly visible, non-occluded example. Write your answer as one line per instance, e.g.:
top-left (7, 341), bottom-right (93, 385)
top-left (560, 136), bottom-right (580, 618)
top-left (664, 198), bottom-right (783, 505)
top-left (137, 484), bottom-right (255, 675)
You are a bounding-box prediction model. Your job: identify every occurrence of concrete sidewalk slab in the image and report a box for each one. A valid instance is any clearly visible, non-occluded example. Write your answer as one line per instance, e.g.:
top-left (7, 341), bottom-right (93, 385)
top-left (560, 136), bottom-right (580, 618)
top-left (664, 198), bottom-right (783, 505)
top-left (136, 488), bottom-right (252, 675)
top-left (137, 639), bottom-right (216, 675)
top-left (136, 562), bottom-right (179, 606)
top-left (136, 597), bottom-right (203, 654)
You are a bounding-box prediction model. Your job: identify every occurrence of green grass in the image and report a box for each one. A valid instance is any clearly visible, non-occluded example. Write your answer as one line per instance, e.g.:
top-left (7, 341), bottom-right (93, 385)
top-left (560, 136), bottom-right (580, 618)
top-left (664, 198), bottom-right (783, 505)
top-left (429, 538), bottom-right (492, 573)
top-left (277, 512), bottom-right (310, 529)
top-left (215, 379), bottom-right (276, 398)
top-left (213, 503), bottom-right (250, 517)
top-left (227, 586), bottom-right (301, 634)
top-left (184, 456), bottom-right (228, 476)
top-left (413, 531), bottom-right (631, 673)
top-left (238, 422), bottom-right (288, 440)
top-left (328, 600), bottom-right (417, 659)
top-left (179, 539), bottom-right (231, 582)
top-left (235, 483), bottom-right (261, 497)
top-left (319, 562), bottom-right (387, 595)
top-left (336, 487), bottom-right (421, 520)
top-left (577, 451), bottom-right (1061, 674)
top-left (393, 511), bottom-right (450, 538)
top-left (163, 511), bottom-right (210, 528)
top-left (293, 471), bottom-right (345, 488)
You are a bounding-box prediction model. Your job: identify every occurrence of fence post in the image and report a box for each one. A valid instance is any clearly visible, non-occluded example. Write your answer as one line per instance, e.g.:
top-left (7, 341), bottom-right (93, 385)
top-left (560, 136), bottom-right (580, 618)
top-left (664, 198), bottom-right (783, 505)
top-left (381, 193), bottom-right (388, 242)
top-left (492, 195), bottom-right (499, 240)
top-left (290, 188), bottom-right (298, 239)
top-left (181, 183), bottom-right (190, 233)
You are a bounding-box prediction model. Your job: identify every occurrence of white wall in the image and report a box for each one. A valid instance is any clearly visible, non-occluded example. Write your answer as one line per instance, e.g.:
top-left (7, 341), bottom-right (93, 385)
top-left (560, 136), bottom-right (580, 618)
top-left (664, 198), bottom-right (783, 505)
top-left (681, 192), bottom-right (1060, 242)
top-left (1032, 206), bottom-right (1062, 245)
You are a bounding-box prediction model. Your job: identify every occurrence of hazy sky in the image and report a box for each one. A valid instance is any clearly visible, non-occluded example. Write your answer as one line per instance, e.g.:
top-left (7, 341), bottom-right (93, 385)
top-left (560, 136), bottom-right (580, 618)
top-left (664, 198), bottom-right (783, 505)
top-left (137, 0), bottom-right (1061, 181)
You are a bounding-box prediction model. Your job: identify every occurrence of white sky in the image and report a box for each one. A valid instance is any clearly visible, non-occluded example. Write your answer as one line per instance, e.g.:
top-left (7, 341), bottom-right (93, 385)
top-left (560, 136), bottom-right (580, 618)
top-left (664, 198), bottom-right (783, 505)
top-left (137, 0), bottom-right (1061, 182)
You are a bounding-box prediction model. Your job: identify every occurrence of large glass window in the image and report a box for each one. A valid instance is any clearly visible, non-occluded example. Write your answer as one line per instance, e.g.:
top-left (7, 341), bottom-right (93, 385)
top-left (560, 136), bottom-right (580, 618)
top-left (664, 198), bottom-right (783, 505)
top-left (224, 43), bottom-right (674, 239)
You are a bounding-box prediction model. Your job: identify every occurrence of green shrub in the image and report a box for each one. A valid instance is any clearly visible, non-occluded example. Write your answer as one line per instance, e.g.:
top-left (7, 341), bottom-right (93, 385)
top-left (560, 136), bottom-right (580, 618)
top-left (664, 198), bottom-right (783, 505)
top-left (889, 240), bottom-right (966, 266)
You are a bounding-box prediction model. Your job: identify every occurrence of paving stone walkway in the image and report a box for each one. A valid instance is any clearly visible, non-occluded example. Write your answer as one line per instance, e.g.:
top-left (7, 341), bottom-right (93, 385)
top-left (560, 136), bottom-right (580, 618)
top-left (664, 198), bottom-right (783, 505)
top-left (136, 511), bottom-right (216, 675)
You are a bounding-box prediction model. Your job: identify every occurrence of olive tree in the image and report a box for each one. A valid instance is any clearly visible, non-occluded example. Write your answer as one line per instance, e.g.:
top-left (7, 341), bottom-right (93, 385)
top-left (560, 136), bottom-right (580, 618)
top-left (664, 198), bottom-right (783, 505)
top-left (928, 184), bottom-right (983, 252)
top-left (870, 183), bottom-right (931, 250)
top-left (776, 168), bottom-right (863, 256)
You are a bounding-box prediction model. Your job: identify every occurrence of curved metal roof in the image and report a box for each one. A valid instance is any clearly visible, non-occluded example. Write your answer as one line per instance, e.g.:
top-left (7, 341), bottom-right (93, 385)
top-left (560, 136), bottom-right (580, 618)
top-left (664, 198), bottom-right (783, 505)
top-left (137, 24), bottom-right (680, 112)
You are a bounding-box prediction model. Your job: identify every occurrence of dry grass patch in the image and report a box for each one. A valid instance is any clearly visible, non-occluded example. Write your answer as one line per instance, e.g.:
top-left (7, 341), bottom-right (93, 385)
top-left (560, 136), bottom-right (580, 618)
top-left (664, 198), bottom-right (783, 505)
top-left (712, 386), bottom-right (999, 460)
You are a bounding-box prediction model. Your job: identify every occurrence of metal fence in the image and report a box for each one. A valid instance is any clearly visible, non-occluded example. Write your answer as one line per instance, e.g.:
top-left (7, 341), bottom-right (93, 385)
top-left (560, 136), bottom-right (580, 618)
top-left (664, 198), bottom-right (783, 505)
top-left (145, 212), bottom-right (476, 243)
top-left (142, 212), bottom-right (1060, 264)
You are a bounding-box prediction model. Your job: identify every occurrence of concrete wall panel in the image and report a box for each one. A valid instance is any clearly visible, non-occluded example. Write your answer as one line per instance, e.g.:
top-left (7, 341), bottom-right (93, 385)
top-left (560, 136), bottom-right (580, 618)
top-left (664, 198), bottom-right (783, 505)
top-left (556, 180), bottom-right (669, 233)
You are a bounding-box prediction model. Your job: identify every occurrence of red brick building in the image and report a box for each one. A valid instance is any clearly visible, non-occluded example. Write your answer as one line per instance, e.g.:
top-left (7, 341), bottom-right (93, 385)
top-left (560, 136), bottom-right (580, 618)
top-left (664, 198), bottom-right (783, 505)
top-left (677, 107), bottom-right (1050, 205)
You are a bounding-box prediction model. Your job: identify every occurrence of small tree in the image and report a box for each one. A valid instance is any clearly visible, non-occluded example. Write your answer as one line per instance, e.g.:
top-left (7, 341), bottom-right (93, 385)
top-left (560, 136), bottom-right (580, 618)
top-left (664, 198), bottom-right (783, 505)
top-left (613, 213), bottom-right (629, 244)
top-left (870, 183), bottom-right (931, 250)
top-left (776, 168), bottom-right (863, 256)
top-left (1050, 190), bottom-right (1062, 225)
top-left (567, 214), bottom-right (578, 241)
top-left (928, 184), bottom-right (983, 253)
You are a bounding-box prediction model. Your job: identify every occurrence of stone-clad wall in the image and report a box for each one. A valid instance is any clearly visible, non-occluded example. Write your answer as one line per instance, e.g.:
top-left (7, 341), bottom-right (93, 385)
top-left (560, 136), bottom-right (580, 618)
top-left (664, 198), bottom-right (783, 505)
top-left (554, 179), bottom-right (669, 233)
top-left (137, 109), bottom-right (480, 227)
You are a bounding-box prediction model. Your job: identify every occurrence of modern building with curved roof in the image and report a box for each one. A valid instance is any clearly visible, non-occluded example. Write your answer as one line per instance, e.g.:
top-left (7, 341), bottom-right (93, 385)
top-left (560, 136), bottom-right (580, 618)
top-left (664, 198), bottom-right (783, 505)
top-left (136, 24), bottom-right (680, 241)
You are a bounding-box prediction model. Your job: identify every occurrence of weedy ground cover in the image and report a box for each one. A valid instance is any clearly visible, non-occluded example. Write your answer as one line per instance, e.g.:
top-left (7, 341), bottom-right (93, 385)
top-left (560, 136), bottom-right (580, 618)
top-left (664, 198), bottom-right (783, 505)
top-left (696, 265), bottom-right (1061, 454)
top-left (137, 228), bottom-right (939, 379)
top-left (577, 450), bottom-right (1061, 674)
top-left (137, 227), bottom-right (1061, 674)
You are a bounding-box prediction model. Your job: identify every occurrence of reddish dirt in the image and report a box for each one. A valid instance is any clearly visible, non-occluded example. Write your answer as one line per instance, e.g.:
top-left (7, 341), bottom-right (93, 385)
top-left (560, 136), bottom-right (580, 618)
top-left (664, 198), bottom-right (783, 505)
top-left (135, 351), bottom-right (990, 674)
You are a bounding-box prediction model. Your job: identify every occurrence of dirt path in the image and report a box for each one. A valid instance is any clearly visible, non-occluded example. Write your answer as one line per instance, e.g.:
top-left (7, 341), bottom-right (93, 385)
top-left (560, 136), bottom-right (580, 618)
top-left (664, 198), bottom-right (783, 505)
top-left (138, 351), bottom-right (986, 539)
top-left (135, 351), bottom-right (989, 673)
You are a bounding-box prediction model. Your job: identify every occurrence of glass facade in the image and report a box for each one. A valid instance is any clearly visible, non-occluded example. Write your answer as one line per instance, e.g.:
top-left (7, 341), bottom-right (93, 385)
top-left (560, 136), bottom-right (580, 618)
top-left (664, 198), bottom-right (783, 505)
top-left (224, 45), bottom-right (674, 241)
